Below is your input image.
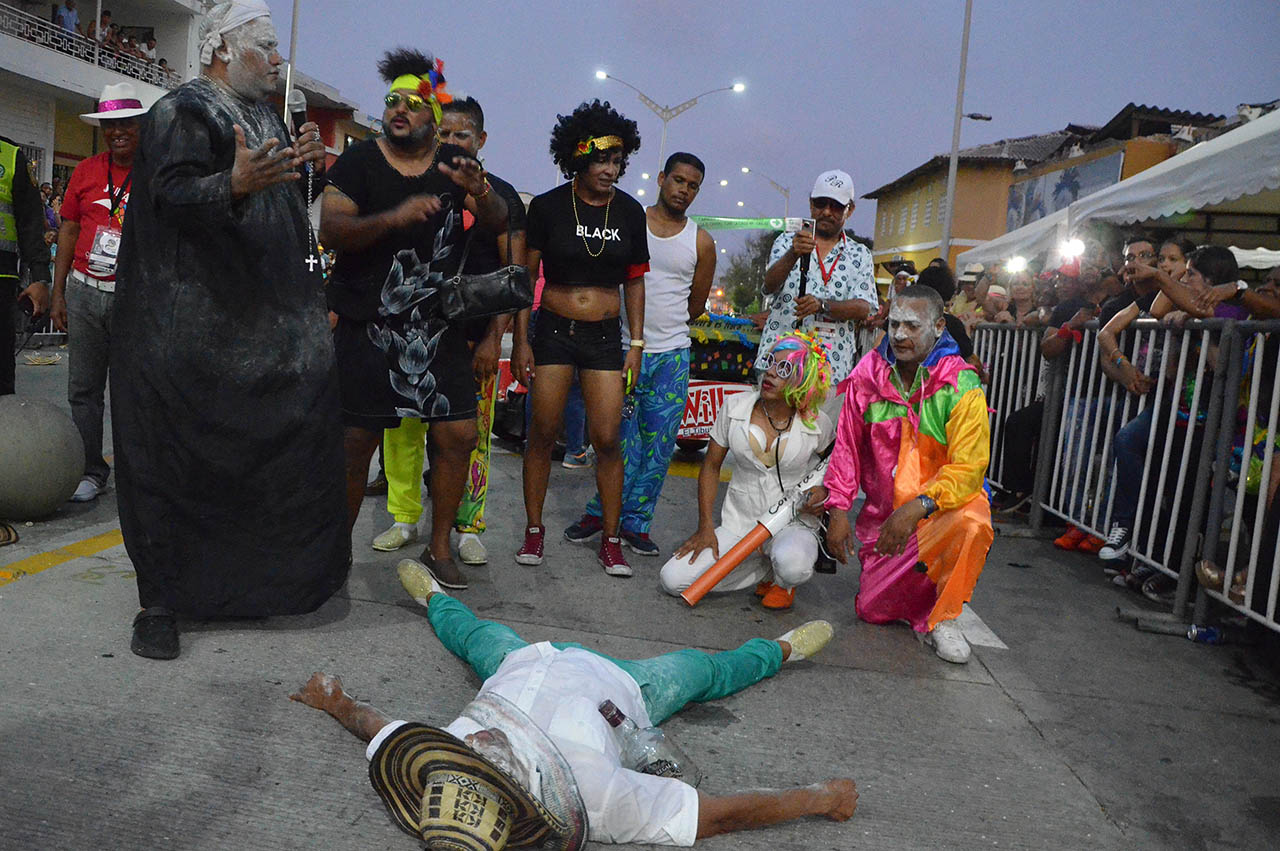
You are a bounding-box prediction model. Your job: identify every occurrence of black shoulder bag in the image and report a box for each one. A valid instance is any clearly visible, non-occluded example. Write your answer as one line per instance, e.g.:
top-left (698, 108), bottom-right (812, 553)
top-left (438, 217), bottom-right (533, 321)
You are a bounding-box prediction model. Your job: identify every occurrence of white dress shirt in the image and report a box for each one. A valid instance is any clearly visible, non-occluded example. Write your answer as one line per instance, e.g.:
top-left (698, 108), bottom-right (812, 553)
top-left (367, 642), bottom-right (699, 846)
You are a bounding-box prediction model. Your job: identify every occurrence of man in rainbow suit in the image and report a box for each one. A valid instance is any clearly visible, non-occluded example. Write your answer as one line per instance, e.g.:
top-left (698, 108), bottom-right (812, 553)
top-left (819, 285), bottom-right (993, 663)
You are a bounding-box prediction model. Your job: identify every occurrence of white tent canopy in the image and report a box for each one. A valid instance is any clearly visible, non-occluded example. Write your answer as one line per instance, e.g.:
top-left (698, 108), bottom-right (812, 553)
top-left (1068, 108), bottom-right (1280, 227)
top-left (956, 208), bottom-right (1068, 266)
top-left (1233, 246), bottom-right (1280, 270)
top-left (959, 109), bottom-right (1280, 267)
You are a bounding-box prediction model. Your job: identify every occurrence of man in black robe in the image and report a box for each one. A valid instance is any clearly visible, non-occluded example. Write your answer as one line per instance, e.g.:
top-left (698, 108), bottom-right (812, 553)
top-left (111, 0), bottom-right (347, 660)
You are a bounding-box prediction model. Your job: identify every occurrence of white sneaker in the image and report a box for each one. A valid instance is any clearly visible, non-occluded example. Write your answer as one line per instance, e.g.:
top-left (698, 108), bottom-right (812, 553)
top-left (458, 532), bottom-right (488, 565)
top-left (925, 620), bottom-right (971, 664)
top-left (372, 522), bottom-right (418, 552)
top-left (70, 477), bottom-right (103, 503)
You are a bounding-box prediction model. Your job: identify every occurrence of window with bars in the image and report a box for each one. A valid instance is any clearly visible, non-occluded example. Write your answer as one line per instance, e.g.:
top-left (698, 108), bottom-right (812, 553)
top-left (924, 199), bottom-right (933, 227)
top-left (898, 207), bottom-right (907, 235)
top-left (910, 198), bottom-right (919, 230)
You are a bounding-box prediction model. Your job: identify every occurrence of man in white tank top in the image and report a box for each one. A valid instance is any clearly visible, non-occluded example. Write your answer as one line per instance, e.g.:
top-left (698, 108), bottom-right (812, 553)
top-left (566, 153), bottom-right (717, 556)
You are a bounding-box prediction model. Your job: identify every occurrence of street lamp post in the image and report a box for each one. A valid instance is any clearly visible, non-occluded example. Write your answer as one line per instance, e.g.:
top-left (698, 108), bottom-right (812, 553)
top-left (939, 0), bottom-right (977, 265)
top-left (739, 166), bottom-right (790, 217)
top-left (595, 71), bottom-right (744, 172)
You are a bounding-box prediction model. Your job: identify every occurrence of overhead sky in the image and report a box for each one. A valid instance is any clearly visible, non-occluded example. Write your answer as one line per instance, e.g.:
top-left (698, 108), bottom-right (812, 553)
top-left (264, 0), bottom-right (1277, 261)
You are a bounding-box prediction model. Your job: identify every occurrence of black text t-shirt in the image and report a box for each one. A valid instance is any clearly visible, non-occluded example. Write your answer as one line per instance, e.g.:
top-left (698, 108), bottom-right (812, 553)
top-left (526, 182), bottom-right (649, 288)
top-left (325, 138), bottom-right (467, 320)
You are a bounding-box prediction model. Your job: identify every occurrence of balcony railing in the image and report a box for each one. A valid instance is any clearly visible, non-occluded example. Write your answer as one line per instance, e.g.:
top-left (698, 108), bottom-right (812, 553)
top-left (1, 2), bottom-right (181, 91)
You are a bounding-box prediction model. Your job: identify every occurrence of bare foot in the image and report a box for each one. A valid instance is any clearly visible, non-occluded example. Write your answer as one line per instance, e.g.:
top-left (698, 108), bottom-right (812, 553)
top-left (290, 672), bottom-right (345, 711)
top-left (779, 640), bottom-right (792, 662)
top-left (822, 778), bottom-right (858, 821)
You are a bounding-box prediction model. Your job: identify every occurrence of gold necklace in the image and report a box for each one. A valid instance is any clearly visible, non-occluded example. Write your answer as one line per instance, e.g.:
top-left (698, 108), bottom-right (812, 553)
top-left (571, 177), bottom-right (613, 258)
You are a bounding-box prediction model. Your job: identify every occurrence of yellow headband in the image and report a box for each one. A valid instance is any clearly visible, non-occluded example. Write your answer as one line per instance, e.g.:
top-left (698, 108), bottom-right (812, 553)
top-left (387, 74), bottom-right (447, 124)
top-left (576, 135), bottom-right (623, 157)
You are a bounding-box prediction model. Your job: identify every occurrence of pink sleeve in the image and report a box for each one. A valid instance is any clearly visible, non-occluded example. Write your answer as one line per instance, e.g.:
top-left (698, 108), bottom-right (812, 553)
top-left (823, 388), bottom-right (863, 511)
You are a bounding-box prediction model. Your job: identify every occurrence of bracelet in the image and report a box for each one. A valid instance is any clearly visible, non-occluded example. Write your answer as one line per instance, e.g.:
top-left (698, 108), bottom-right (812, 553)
top-left (1111, 351), bottom-right (1127, 366)
top-left (629, 339), bottom-right (645, 349)
top-left (472, 179), bottom-right (491, 200)
top-left (917, 494), bottom-right (938, 518)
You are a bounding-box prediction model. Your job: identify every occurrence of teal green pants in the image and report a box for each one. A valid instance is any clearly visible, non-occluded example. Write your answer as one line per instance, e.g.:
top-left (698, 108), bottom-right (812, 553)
top-left (427, 595), bottom-right (782, 724)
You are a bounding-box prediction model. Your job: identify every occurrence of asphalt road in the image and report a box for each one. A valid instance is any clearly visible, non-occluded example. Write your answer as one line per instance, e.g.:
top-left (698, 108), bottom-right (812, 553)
top-left (2, 351), bottom-right (1278, 850)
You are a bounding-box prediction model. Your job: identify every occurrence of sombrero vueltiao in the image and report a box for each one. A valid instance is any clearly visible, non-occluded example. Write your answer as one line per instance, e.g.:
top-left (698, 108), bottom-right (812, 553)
top-left (369, 692), bottom-right (587, 850)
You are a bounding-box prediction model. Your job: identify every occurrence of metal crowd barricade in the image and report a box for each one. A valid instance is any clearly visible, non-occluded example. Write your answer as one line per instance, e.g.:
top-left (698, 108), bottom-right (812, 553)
top-left (971, 324), bottom-right (1043, 492)
top-left (1018, 317), bottom-right (1280, 636)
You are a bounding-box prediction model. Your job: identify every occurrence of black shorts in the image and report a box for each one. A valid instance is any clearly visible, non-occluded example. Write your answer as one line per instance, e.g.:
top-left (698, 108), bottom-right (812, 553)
top-left (531, 308), bottom-right (623, 371)
top-left (333, 316), bottom-right (477, 432)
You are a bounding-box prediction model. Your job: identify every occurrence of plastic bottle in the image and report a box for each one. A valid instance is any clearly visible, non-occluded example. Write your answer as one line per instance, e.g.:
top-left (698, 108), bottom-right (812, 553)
top-left (598, 700), bottom-right (702, 786)
top-left (1186, 625), bottom-right (1222, 644)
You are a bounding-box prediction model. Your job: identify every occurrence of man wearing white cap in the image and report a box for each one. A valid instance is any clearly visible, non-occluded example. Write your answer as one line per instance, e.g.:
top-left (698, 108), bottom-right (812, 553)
top-left (757, 170), bottom-right (877, 385)
top-left (111, 0), bottom-right (344, 660)
top-left (49, 83), bottom-right (148, 503)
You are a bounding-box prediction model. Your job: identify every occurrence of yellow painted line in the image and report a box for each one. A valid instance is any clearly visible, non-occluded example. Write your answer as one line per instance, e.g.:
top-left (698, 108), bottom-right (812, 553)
top-left (0, 528), bottom-right (124, 587)
top-left (668, 459), bottom-right (732, 482)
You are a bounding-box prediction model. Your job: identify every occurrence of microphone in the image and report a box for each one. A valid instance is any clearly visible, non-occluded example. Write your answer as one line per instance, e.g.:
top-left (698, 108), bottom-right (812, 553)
top-left (286, 88), bottom-right (308, 138)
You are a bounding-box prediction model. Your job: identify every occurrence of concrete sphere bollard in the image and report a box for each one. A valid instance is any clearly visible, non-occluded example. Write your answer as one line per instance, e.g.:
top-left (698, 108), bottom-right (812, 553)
top-left (0, 396), bottom-right (85, 520)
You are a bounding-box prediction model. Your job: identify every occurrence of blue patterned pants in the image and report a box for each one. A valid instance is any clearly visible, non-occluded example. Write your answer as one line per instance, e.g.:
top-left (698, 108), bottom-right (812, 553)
top-left (585, 348), bottom-right (690, 534)
top-left (427, 594), bottom-right (781, 724)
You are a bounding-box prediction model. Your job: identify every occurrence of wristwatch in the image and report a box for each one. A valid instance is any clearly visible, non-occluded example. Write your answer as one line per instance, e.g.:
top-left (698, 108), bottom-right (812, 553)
top-left (819, 298), bottom-right (829, 315)
top-left (1236, 280), bottom-right (1249, 294)
top-left (917, 494), bottom-right (938, 517)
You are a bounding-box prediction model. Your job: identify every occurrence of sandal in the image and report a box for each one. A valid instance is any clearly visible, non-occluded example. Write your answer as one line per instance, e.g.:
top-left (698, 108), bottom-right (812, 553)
top-left (131, 607), bottom-right (180, 660)
top-left (0, 522), bottom-right (17, 547)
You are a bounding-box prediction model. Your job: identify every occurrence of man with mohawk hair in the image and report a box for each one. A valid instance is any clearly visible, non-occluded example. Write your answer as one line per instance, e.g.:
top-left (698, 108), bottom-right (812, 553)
top-left (321, 48), bottom-right (507, 591)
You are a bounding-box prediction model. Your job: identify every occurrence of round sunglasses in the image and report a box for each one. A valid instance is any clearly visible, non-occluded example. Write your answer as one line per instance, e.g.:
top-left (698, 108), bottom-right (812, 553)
top-left (759, 352), bottom-right (798, 380)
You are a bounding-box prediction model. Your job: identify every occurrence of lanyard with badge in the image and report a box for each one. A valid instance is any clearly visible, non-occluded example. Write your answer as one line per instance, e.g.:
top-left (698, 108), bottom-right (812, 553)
top-left (808, 234), bottom-right (846, 347)
top-left (86, 162), bottom-right (131, 277)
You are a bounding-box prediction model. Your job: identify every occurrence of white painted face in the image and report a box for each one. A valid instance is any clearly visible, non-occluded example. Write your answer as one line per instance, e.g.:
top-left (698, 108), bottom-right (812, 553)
top-left (219, 18), bottom-right (282, 102)
top-left (887, 298), bottom-right (943, 365)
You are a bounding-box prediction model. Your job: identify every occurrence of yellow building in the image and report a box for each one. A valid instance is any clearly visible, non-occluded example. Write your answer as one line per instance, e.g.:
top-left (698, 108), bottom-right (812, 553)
top-left (864, 129), bottom-right (1083, 281)
top-left (865, 104), bottom-right (1224, 281)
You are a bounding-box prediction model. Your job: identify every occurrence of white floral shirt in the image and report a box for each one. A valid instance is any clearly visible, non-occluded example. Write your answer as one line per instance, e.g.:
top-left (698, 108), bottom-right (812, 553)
top-left (755, 232), bottom-right (879, 383)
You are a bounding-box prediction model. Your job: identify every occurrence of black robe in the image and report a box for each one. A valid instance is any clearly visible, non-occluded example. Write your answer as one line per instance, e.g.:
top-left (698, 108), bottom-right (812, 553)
top-left (110, 77), bottom-right (348, 617)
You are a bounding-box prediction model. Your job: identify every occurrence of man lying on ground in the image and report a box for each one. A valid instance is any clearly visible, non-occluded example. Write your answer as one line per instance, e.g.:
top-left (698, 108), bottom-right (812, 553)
top-left (290, 560), bottom-right (857, 848)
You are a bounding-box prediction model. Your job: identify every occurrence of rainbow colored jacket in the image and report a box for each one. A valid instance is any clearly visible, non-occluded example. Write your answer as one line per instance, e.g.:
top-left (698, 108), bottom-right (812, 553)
top-left (824, 331), bottom-right (993, 631)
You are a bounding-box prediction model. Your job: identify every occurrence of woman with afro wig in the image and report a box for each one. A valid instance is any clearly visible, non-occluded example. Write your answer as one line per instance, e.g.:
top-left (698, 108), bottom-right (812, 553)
top-left (512, 100), bottom-right (649, 576)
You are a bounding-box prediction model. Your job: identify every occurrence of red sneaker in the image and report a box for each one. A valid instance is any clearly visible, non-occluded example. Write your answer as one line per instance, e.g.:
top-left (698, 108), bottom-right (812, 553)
top-left (516, 525), bottom-right (545, 565)
top-left (1053, 526), bottom-right (1087, 550)
top-left (755, 580), bottom-right (775, 598)
top-left (598, 536), bottom-right (633, 577)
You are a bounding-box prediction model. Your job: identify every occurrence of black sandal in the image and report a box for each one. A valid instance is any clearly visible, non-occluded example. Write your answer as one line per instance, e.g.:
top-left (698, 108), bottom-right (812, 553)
top-left (0, 522), bottom-right (17, 547)
top-left (131, 607), bottom-right (180, 660)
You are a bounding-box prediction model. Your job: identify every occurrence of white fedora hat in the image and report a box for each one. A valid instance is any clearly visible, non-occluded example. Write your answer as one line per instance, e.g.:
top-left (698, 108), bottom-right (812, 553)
top-left (80, 82), bottom-right (149, 125)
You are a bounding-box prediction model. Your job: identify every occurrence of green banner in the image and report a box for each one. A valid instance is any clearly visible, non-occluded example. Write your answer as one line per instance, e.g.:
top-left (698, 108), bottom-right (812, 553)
top-left (689, 215), bottom-right (786, 231)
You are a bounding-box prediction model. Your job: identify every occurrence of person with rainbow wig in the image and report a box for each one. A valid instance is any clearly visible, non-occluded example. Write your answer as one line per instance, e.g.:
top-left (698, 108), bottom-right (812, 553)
top-left (660, 332), bottom-right (834, 610)
top-left (819, 285), bottom-right (993, 664)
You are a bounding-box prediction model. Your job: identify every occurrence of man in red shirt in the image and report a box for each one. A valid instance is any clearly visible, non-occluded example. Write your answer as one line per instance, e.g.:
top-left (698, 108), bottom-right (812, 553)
top-left (50, 82), bottom-right (149, 503)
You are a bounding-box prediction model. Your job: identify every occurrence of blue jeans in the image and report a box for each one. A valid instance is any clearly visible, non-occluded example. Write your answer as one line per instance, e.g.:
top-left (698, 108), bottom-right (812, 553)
top-left (1111, 407), bottom-right (1154, 529)
top-left (426, 594), bottom-right (782, 724)
top-left (66, 279), bottom-right (114, 486)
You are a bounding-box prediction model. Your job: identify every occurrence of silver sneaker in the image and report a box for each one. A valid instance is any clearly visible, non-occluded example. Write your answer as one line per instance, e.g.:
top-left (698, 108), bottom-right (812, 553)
top-left (458, 532), bottom-right (488, 565)
top-left (372, 522), bottom-right (418, 552)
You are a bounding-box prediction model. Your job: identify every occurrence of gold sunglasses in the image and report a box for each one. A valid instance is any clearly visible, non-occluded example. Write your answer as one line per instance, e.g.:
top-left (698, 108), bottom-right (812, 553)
top-left (385, 92), bottom-right (428, 112)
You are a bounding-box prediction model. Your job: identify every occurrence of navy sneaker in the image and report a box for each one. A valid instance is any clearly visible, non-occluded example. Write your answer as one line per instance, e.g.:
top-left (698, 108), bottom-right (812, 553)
top-left (564, 514), bottom-right (604, 543)
top-left (621, 530), bottom-right (660, 557)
